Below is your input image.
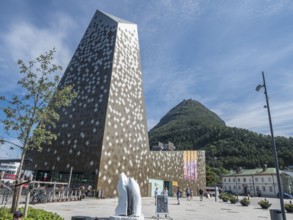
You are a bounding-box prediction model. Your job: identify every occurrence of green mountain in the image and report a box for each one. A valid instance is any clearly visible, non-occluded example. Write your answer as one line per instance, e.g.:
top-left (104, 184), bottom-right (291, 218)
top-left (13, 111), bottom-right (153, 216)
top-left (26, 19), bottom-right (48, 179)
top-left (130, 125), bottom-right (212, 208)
top-left (152, 99), bottom-right (225, 129)
top-left (149, 99), bottom-right (293, 171)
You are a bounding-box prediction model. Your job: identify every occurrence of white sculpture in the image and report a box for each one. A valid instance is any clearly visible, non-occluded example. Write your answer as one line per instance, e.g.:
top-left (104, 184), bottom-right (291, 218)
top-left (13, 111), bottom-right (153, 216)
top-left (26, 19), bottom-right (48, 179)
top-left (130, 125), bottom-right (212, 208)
top-left (115, 172), bottom-right (129, 216)
top-left (128, 177), bottom-right (142, 216)
top-left (114, 173), bottom-right (142, 217)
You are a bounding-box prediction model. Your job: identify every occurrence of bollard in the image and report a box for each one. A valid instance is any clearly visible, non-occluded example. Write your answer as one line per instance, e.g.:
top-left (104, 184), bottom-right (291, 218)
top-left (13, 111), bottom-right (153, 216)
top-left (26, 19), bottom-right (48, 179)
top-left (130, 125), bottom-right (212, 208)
top-left (269, 209), bottom-right (283, 220)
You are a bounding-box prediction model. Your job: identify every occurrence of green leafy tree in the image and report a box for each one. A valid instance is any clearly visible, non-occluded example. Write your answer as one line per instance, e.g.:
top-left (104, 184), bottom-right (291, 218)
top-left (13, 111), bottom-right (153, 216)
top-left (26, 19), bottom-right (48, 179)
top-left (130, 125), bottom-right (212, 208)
top-left (0, 48), bottom-right (76, 211)
top-left (206, 165), bottom-right (223, 186)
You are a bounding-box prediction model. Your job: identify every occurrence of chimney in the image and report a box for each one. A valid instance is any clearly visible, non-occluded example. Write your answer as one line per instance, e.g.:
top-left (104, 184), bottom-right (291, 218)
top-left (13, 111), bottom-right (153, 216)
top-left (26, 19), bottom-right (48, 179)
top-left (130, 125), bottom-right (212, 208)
top-left (262, 164), bottom-right (267, 171)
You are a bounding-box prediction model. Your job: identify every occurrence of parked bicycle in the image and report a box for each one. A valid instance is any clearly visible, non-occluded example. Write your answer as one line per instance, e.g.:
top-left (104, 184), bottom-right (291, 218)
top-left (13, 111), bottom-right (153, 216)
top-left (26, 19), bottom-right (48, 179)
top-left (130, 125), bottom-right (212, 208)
top-left (29, 188), bottom-right (47, 204)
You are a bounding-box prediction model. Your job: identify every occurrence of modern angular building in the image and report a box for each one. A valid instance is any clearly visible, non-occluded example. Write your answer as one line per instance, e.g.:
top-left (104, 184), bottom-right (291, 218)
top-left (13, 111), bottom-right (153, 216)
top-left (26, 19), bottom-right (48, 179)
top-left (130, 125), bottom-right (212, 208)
top-left (26, 10), bottom-right (206, 197)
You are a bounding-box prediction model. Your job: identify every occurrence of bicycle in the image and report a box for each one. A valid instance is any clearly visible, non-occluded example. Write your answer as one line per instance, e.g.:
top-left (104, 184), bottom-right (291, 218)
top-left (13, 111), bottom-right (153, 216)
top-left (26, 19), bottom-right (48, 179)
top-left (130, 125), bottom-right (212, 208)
top-left (29, 188), bottom-right (47, 204)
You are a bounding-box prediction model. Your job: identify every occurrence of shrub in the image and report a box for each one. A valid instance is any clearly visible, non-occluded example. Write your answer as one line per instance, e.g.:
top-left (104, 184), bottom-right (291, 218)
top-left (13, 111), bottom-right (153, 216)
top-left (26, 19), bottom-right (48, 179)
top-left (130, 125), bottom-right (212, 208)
top-left (285, 202), bottom-right (293, 213)
top-left (0, 207), bottom-right (11, 220)
top-left (218, 192), bottom-right (225, 200)
top-left (229, 195), bottom-right (239, 204)
top-left (0, 207), bottom-right (64, 220)
top-left (220, 193), bottom-right (230, 202)
top-left (239, 197), bottom-right (250, 206)
top-left (219, 192), bottom-right (232, 202)
top-left (258, 199), bottom-right (271, 209)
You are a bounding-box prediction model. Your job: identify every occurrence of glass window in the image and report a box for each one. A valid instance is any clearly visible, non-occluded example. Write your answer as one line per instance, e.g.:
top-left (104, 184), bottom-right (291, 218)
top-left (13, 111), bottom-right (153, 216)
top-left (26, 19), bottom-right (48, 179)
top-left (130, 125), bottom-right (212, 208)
top-left (269, 186), bottom-right (273, 192)
top-left (243, 178), bottom-right (246, 182)
top-left (229, 178), bottom-right (231, 182)
top-left (229, 185), bottom-right (231, 190)
top-left (261, 177), bottom-right (264, 182)
top-left (262, 186), bottom-right (266, 191)
top-left (255, 178), bottom-right (258, 182)
top-left (238, 186), bottom-right (241, 190)
top-left (238, 178), bottom-right (240, 182)
top-left (233, 185), bottom-right (236, 189)
top-left (233, 178), bottom-right (235, 182)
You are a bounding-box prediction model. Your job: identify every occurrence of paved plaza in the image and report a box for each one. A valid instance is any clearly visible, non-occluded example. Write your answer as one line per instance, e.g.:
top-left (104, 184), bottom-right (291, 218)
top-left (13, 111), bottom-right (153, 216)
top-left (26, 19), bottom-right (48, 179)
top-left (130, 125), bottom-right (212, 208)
top-left (14, 196), bottom-right (293, 220)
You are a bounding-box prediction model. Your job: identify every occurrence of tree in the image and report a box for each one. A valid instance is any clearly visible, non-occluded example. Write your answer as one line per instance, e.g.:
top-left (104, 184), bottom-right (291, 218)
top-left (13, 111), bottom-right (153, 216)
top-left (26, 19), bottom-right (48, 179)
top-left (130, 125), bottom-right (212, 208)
top-left (206, 165), bottom-right (217, 186)
top-left (0, 48), bottom-right (76, 212)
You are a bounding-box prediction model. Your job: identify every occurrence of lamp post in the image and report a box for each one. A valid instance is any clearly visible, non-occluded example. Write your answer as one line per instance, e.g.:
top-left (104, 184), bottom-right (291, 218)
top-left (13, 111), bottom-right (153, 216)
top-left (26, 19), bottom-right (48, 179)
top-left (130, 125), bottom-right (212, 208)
top-left (256, 71), bottom-right (286, 220)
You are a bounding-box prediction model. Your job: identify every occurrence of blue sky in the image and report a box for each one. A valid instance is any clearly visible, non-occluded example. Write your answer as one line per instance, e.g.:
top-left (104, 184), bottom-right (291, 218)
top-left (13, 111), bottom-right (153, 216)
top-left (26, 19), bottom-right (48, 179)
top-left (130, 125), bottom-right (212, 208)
top-left (1, 0), bottom-right (293, 158)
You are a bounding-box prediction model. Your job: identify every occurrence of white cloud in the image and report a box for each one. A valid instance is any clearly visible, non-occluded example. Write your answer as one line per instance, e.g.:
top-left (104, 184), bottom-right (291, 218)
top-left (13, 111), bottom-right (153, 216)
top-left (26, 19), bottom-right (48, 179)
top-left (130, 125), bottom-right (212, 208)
top-left (0, 13), bottom-right (77, 94)
top-left (219, 98), bottom-right (293, 137)
top-left (211, 0), bottom-right (293, 20)
top-left (2, 14), bottom-right (74, 65)
top-left (3, 21), bottom-right (72, 68)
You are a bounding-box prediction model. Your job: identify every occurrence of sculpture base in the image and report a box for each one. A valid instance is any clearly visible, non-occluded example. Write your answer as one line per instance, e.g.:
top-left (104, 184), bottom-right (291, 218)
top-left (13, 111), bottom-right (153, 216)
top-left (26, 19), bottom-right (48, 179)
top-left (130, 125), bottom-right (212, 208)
top-left (110, 215), bottom-right (144, 220)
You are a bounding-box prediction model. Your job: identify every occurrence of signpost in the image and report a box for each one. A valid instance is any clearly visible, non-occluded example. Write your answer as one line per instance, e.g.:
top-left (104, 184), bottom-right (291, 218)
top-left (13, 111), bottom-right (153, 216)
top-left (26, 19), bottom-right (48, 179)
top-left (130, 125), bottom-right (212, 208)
top-left (156, 195), bottom-right (168, 218)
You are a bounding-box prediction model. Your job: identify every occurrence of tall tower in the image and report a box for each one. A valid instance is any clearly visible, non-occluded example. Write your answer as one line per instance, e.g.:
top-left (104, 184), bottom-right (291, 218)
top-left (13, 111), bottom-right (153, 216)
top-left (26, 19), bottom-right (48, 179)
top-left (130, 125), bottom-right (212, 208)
top-left (27, 10), bottom-right (206, 197)
top-left (28, 10), bottom-right (149, 195)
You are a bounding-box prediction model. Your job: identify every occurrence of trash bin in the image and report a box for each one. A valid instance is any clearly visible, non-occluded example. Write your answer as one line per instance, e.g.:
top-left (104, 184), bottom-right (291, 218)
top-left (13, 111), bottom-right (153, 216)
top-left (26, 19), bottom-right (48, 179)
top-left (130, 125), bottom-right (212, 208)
top-left (269, 209), bottom-right (283, 220)
top-left (71, 216), bottom-right (93, 220)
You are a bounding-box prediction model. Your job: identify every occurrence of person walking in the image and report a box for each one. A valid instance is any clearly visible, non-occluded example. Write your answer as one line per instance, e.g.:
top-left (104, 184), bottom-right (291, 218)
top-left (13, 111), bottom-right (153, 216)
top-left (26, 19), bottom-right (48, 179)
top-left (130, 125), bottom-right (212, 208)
top-left (162, 187), bottom-right (168, 196)
top-left (87, 185), bottom-right (92, 196)
top-left (186, 187), bottom-right (191, 201)
top-left (154, 187), bottom-right (158, 205)
top-left (176, 187), bottom-right (181, 205)
top-left (199, 188), bottom-right (204, 201)
top-left (190, 188), bottom-right (193, 200)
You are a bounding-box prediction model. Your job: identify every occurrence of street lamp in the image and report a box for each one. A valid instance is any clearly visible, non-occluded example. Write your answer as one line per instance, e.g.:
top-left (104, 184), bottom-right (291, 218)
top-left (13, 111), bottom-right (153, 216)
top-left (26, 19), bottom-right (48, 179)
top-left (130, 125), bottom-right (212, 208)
top-left (256, 71), bottom-right (286, 220)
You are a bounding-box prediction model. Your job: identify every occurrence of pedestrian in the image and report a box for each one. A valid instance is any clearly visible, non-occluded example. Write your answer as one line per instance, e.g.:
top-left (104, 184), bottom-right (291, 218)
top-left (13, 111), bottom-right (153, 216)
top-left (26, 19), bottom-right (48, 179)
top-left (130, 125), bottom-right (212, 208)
top-left (59, 184), bottom-right (65, 192)
top-left (80, 185), bottom-right (86, 199)
top-left (162, 187), bottom-right (168, 197)
top-left (59, 184), bottom-right (65, 201)
top-left (190, 189), bottom-right (193, 200)
top-left (176, 187), bottom-right (181, 205)
top-left (199, 188), bottom-right (204, 201)
top-left (186, 187), bottom-right (191, 200)
top-left (154, 187), bottom-right (158, 205)
top-left (87, 185), bottom-right (92, 196)
top-left (13, 210), bottom-right (23, 220)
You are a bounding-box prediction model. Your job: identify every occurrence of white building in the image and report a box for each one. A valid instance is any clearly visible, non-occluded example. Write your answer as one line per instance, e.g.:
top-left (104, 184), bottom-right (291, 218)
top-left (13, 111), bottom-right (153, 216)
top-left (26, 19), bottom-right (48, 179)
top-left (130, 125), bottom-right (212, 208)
top-left (222, 167), bottom-right (282, 197)
top-left (0, 161), bottom-right (19, 183)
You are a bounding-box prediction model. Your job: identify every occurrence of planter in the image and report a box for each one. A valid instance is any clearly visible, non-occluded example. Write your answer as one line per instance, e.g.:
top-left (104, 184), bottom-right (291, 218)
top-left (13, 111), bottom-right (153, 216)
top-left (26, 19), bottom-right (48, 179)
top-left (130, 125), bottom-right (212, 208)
top-left (229, 196), bottom-right (238, 204)
top-left (222, 197), bottom-right (229, 202)
top-left (258, 199), bottom-right (271, 209)
top-left (259, 204), bottom-right (271, 209)
top-left (240, 197), bottom-right (250, 206)
top-left (285, 204), bottom-right (293, 213)
top-left (285, 206), bottom-right (293, 213)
